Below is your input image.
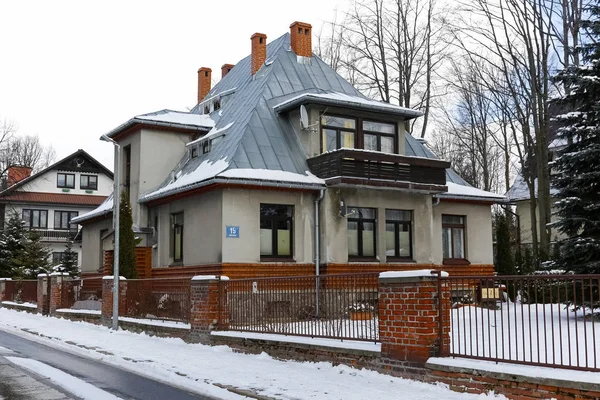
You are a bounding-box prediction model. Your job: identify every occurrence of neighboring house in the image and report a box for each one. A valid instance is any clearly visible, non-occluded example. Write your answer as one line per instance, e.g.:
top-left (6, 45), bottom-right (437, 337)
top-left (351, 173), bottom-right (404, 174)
top-left (0, 150), bottom-right (113, 268)
top-left (506, 138), bottom-right (566, 247)
top-left (73, 21), bottom-right (504, 279)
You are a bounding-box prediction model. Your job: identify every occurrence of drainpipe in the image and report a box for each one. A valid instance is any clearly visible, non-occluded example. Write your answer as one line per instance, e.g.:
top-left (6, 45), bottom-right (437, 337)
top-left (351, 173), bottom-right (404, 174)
top-left (314, 188), bottom-right (325, 318)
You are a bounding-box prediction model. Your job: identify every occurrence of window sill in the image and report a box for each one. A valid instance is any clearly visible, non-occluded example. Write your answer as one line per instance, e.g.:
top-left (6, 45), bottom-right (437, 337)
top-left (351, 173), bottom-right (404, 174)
top-left (260, 257), bottom-right (295, 263)
top-left (348, 257), bottom-right (379, 263)
top-left (169, 262), bottom-right (184, 267)
top-left (386, 258), bottom-right (416, 263)
top-left (443, 258), bottom-right (471, 266)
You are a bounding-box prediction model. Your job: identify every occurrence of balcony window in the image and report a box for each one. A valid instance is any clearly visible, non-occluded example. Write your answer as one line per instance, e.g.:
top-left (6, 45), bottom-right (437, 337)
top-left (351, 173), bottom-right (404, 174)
top-left (80, 175), bottom-right (98, 190)
top-left (363, 121), bottom-right (395, 153)
top-left (260, 204), bottom-right (293, 259)
top-left (171, 212), bottom-right (184, 263)
top-left (385, 209), bottom-right (412, 260)
top-left (348, 207), bottom-right (376, 259)
top-left (22, 209), bottom-right (48, 229)
top-left (57, 173), bottom-right (75, 189)
top-left (321, 116), bottom-right (356, 152)
top-left (54, 211), bottom-right (79, 230)
top-left (442, 215), bottom-right (467, 262)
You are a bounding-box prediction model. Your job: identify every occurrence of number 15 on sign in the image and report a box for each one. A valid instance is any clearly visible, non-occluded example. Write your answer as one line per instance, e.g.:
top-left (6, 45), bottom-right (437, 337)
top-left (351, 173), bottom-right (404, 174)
top-left (226, 226), bottom-right (239, 238)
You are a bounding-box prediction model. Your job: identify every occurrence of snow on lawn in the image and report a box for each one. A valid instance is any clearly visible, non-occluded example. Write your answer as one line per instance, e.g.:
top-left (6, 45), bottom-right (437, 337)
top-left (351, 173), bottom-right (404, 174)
top-left (451, 302), bottom-right (600, 369)
top-left (0, 309), bottom-right (503, 400)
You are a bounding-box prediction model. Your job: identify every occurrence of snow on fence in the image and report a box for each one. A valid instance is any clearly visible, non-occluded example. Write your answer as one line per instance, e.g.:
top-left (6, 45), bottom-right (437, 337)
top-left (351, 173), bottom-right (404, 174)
top-left (219, 273), bottom-right (380, 342)
top-left (444, 274), bottom-right (600, 372)
top-left (3, 279), bottom-right (37, 305)
top-left (123, 277), bottom-right (191, 323)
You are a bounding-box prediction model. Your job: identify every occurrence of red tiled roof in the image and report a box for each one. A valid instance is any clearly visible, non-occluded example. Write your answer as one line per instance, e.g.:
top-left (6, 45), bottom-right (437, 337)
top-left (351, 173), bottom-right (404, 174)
top-left (0, 191), bottom-right (108, 206)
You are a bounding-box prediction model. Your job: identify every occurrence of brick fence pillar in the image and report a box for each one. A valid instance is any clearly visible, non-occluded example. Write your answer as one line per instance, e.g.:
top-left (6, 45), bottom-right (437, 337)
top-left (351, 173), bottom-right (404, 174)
top-left (101, 276), bottom-right (127, 326)
top-left (378, 270), bottom-right (450, 372)
top-left (48, 272), bottom-right (70, 316)
top-left (189, 275), bottom-right (229, 343)
top-left (37, 273), bottom-right (49, 314)
top-left (0, 278), bottom-right (11, 307)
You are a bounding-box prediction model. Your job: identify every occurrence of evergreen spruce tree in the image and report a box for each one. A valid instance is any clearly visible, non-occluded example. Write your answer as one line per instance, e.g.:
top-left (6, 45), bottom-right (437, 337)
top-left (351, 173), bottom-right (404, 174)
top-left (119, 191), bottom-right (138, 279)
top-left (58, 240), bottom-right (79, 278)
top-left (0, 211), bottom-right (28, 278)
top-left (494, 212), bottom-right (516, 276)
top-left (12, 230), bottom-right (50, 279)
top-left (550, 5), bottom-right (600, 273)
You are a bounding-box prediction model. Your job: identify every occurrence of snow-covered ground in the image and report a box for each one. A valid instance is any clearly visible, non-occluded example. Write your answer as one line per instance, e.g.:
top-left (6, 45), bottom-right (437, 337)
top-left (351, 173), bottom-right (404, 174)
top-left (0, 309), bottom-right (503, 400)
top-left (451, 302), bottom-right (600, 369)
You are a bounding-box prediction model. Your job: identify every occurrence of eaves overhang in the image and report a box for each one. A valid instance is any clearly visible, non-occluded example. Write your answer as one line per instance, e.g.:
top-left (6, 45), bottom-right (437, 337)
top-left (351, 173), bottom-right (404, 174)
top-left (104, 118), bottom-right (213, 141)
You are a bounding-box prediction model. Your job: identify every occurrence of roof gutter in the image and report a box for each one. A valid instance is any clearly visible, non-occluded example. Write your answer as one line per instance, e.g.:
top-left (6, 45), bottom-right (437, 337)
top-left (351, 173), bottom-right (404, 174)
top-left (139, 176), bottom-right (326, 204)
top-left (435, 193), bottom-right (508, 204)
top-left (104, 118), bottom-right (213, 140)
top-left (70, 208), bottom-right (113, 225)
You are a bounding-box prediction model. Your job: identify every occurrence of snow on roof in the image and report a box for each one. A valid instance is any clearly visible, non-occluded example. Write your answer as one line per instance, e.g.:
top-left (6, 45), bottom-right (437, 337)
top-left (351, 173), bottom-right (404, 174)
top-left (186, 123), bottom-right (234, 147)
top-left (70, 193), bottom-right (114, 224)
top-left (273, 92), bottom-right (423, 118)
top-left (549, 137), bottom-right (568, 149)
top-left (505, 174), bottom-right (558, 202)
top-left (439, 182), bottom-right (506, 202)
top-left (135, 110), bottom-right (215, 128)
top-left (218, 168), bottom-right (325, 186)
top-left (380, 270), bottom-right (448, 279)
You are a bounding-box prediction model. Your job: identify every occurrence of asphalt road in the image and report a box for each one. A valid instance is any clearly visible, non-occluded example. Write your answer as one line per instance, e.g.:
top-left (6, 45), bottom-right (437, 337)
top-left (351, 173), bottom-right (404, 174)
top-left (0, 330), bottom-right (216, 400)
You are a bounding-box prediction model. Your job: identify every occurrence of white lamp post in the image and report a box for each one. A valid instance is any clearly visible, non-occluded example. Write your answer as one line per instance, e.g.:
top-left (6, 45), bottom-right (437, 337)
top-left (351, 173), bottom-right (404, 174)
top-left (100, 134), bottom-right (121, 331)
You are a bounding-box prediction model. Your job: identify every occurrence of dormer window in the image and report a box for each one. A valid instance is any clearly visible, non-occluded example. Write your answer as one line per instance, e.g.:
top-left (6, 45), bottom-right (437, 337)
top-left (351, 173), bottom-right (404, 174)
top-left (320, 115), bottom-right (397, 154)
top-left (202, 141), bottom-right (211, 154)
top-left (191, 146), bottom-right (198, 159)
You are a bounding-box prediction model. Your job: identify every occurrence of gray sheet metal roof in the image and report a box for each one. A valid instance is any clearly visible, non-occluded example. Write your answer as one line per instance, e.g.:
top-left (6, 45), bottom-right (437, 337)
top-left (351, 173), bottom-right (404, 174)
top-left (140, 32), bottom-right (498, 203)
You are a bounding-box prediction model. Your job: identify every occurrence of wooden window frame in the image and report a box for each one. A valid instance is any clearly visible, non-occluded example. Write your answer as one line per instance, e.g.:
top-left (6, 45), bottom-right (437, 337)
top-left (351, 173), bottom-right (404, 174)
top-left (57, 173), bottom-right (75, 189)
top-left (22, 209), bottom-right (48, 229)
top-left (442, 214), bottom-right (469, 264)
top-left (80, 174), bottom-right (98, 190)
top-left (260, 204), bottom-right (294, 261)
top-left (348, 207), bottom-right (377, 260)
top-left (320, 114), bottom-right (398, 154)
top-left (385, 209), bottom-right (413, 261)
top-left (171, 212), bottom-right (184, 264)
top-left (54, 211), bottom-right (79, 231)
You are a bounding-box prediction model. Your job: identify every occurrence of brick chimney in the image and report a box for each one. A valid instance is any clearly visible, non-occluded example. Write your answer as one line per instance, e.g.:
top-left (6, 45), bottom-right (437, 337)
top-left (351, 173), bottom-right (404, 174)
top-left (251, 33), bottom-right (267, 75)
top-left (290, 21), bottom-right (312, 58)
top-left (197, 67), bottom-right (212, 104)
top-left (221, 64), bottom-right (234, 78)
top-left (7, 166), bottom-right (32, 187)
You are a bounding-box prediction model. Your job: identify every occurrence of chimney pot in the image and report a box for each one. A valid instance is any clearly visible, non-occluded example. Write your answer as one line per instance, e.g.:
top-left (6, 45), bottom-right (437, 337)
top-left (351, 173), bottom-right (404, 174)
top-left (7, 166), bottom-right (32, 187)
top-left (290, 21), bottom-right (312, 58)
top-left (250, 33), bottom-right (267, 75)
top-left (197, 67), bottom-right (212, 104)
top-left (221, 63), bottom-right (235, 78)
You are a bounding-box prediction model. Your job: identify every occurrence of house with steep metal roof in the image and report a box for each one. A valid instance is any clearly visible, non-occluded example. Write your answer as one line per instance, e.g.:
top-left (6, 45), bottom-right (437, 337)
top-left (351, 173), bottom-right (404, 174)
top-left (0, 149), bottom-right (113, 268)
top-left (73, 21), bottom-right (504, 279)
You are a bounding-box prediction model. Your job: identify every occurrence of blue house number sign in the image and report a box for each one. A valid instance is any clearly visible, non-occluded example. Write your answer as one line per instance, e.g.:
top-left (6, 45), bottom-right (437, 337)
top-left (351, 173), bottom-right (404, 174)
top-left (226, 226), bottom-right (240, 238)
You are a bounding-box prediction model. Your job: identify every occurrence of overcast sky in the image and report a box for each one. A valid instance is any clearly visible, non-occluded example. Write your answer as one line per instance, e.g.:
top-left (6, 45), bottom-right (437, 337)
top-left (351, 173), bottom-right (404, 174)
top-left (0, 1), bottom-right (341, 170)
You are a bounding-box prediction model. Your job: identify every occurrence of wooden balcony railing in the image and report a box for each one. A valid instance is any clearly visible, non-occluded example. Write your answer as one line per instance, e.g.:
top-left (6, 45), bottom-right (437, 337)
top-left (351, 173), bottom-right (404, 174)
top-left (307, 149), bottom-right (450, 190)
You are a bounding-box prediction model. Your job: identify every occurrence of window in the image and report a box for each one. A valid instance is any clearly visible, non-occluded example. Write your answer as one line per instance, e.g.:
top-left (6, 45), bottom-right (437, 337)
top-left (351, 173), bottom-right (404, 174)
top-left (260, 204), bottom-right (293, 258)
top-left (57, 173), bottom-right (75, 188)
top-left (202, 140), bottom-right (211, 154)
top-left (321, 116), bottom-right (356, 152)
top-left (52, 252), bottom-right (78, 265)
top-left (80, 175), bottom-right (98, 190)
top-left (385, 210), bottom-right (413, 260)
top-left (54, 211), bottom-right (79, 230)
top-left (191, 146), bottom-right (198, 159)
top-left (442, 215), bottom-right (466, 260)
top-left (124, 145), bottom-right (131, 197)
top-left (171, 212), bottom-right (183, 263)
top-left (363, 121), bottom-right (395, 153)
top-left (347, 207), bottom-right (376, 258)
top-left (22, 209), bottom-right (48, 229)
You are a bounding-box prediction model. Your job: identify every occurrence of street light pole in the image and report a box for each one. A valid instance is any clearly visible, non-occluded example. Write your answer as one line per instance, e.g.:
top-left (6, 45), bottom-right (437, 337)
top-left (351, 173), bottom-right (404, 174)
top-left (101, 135), bottom-right (121, 331)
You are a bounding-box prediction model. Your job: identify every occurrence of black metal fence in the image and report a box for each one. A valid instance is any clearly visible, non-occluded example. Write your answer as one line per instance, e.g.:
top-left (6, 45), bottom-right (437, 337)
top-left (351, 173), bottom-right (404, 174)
top-left (442, 274), bottom-right (600, 371)
top-left (123, 278), bottom-right (191, 323)
top-left (221, 273), bottom-right (380, 342)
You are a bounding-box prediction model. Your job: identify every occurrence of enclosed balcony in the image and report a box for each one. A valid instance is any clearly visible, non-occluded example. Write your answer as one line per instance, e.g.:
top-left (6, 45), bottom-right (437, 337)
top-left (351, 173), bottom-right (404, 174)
top-left (307, 149), bottom-right (450, 192)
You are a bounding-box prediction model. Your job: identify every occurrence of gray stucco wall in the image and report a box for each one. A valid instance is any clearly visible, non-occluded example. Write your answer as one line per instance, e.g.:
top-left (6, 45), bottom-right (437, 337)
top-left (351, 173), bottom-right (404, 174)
top-left (80, 218), bottom-right (112, 273)
top-left (151, 189), bottom-right (223, 268)
top-left (221, 188), bottom-right (315, 264)
top-left (432, 201), bottom-right (494, 265)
